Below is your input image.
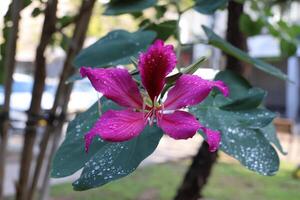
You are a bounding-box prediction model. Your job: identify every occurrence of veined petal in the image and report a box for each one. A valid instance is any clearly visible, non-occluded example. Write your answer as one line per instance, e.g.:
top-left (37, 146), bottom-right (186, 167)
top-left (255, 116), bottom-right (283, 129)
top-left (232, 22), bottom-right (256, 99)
top-left (164, 74), bottom-right (229, 110)
top-left (157, 111), bottom-right (200, 139)
top-left (138, 40), bottom-right (177, 101)
top-left (199, 127), bottom-right (221, 152)
top-left (84, 109), bottom-right (147, 152)
top-left (80, 67), bottom-right (143, 109)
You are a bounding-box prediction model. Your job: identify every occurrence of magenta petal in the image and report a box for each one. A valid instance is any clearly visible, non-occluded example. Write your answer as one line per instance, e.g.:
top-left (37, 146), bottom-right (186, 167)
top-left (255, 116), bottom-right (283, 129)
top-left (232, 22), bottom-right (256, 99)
top-left (200, 127), bottom-right (221, 152)
top-left (138, 40), bottom-right (177, 101)
top-left (84, 109), bottom-right (147, 151)
top-left (157, 111), bottom-right (200, 140)
top-left (80, 67), bottom-right (143, 109)
top-left (164, 74), bottom-right (229, 110)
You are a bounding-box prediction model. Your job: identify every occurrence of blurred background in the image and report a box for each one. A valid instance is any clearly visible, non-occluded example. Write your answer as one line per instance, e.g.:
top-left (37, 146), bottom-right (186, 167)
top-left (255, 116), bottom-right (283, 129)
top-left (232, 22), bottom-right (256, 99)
top-left (0, 0), bottom-right (299, 200)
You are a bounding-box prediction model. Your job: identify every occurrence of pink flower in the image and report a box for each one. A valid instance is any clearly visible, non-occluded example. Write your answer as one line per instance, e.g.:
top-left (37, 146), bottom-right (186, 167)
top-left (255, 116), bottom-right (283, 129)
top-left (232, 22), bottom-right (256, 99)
top-left (80, 40), bottom-right (229, 153)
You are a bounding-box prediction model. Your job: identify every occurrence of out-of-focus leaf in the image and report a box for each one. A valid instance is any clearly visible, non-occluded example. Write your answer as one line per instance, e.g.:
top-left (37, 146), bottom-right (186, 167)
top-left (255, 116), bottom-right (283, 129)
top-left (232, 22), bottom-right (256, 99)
top-left (73, 30), bottom-right (156, 68)
top-left (202, 26), bottom-right (288, 80)
top-left (143, 20), bottom-right (177, 41)
top-left (280, 39), bottom-right (297, 57)
top-left (31, 7), bottom-right (43, 17)
top-left (103, 0), bottom-right (156, 16)
top-left (57, 15), bottom-right (75, 29)
top-left (193, 0), bottom-right (228, 15)
top-left (239, 14), bottom-right (263, 36)
top-left (154, 5), bottom-right (167, 19)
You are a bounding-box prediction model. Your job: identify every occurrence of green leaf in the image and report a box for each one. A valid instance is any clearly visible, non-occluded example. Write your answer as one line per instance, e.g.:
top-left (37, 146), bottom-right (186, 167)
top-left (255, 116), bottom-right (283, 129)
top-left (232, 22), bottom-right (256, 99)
top-left (51, 98), bottom-right (120, 178)
top-left (143, 20), bottom-right (177, 41)
top-left (73, 30), bottom-right (156, 68)
top-left (103, 0), bottom-right (156, 16)
top-left (260, 123), bottom-right (286, 155)
top-left (214, 70), bottom-right (251, 98)
top-left (239, 14), bottom-right (263, 36)
top-left (191, 97), bottom-right (279, 175)
top-left (57, 15), bottom-right (75, 29)
top-left (202, 26), bottom-right (288, 80)
top-left (52, 97), bottom-right (163, 190)
top-left (190, 70), bottom-right (281, 175)
top-left (59, 33), bottom-right (70, 51)
top-left (73, 125), bottom-right (163, 190)
top-left (194, 0), bottom-right (228, 15)
top-left (280, 39), bottom-right (297, 57)
top-left (31, 7), bottom-right (43, 17)
top-left (154, 5), bottom-right (167, 19)
top-left (219, 88), bottom-right (266, 110)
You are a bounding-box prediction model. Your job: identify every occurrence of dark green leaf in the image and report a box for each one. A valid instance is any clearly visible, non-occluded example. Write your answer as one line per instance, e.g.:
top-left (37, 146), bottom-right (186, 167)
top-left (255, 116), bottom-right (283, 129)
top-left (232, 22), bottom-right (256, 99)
top-left (202, 26), bottom-right (288, 80)
top-left (154, 5), bottom-right (167, 19)
top-left (31, 7), bottom-right (43, 17)
top-left (73, 30), bottom-right (156, 68)
top-left (220, 88), bottom-right (266, 110)
top-left (239, 14), bottom-right (263, 36)
top-left (73, 125), bottom-right (163, 190)
top-left (57, 15), bottom-right (75, 29)
top-left (191, 97), bottom-right (279, 175)
top-left (144, 20), bottom-right (177, 41)
top-left (190, 70), bottom-right (281, 175)
top-left (104, 0), bottom-right (156, 16)
top-left (280, 39), bottom-right (297, 57)
top-left (51, 98), bottom-right (120, 178)
top-left (214, 70), bottom-right (252, 99)
top-left (194, 0), bottom-right (228, 15)
top-left (52, 97), bottom-right (163, 190)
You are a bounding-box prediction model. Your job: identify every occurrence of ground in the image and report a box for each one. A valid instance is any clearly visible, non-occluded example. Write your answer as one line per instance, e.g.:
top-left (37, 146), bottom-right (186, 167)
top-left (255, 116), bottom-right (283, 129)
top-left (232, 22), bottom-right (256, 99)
top-left (50, 160), bottom-right (300, 200)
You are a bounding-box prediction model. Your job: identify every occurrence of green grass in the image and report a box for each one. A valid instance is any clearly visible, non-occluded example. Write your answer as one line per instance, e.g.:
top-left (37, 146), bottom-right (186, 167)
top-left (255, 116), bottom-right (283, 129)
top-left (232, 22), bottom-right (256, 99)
top-left (50, 161), bottom-right (300, 200)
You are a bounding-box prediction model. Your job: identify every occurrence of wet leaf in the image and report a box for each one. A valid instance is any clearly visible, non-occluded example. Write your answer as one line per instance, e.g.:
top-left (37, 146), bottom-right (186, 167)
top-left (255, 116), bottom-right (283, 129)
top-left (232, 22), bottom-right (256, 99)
top-left (51, 97), bottom-right (163, 191)
top-left (73, 125), bottom-right (163, 190)
top-left (191, 70), bottom-right (281, 175)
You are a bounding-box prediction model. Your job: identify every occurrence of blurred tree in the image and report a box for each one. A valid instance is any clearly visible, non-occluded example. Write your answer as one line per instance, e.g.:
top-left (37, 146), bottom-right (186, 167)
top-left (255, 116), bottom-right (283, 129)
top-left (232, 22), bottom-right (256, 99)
top-left (16, 1), bottom-right (58, 199)
top-left (27, 1), bottom-right (96, 200)
top-left (0, 0), bottom-right (28, 199)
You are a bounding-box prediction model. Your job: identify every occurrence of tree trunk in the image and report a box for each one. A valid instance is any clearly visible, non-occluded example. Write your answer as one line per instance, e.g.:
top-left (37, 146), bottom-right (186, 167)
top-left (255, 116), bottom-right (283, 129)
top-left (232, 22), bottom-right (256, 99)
top-left (225, 1), bottom-right (250, 76)
top-left (15, 1), bottom-right (58, 200)
top-left (0, 1), bottom-right (23, 199)
top-left (173, 143), bottom-right (218, 200)
top-left (174, 1), bottom-right (248, 200)
top-left (27, 1), bottom-right (96, 199)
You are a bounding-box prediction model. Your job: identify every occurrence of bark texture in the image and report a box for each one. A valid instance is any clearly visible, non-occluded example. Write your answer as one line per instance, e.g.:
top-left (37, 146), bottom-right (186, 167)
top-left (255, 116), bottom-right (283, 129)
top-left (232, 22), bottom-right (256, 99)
top-left (15, 1), bottom-right (58, 200)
